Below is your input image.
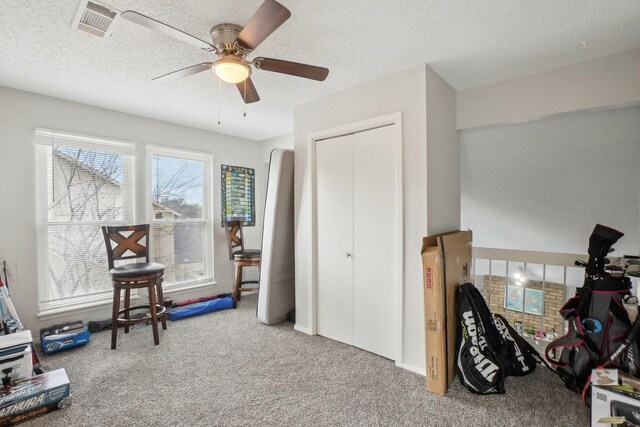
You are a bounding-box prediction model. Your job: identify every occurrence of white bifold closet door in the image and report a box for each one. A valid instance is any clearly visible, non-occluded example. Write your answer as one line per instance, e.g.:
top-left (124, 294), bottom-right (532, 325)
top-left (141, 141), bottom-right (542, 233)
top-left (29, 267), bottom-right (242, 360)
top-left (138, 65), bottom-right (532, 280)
top-left (316, 124), bottom-right (396, 360)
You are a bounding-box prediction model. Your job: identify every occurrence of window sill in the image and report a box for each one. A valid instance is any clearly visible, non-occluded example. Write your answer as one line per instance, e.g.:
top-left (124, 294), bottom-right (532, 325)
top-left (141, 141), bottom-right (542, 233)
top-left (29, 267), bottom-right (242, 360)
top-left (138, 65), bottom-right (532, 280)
top-left (162, 279), bottom-right (218, 295)
top-left (38, 295), bottom-right (116, 321)
top-left (37, 279), bottom-right (219, 321)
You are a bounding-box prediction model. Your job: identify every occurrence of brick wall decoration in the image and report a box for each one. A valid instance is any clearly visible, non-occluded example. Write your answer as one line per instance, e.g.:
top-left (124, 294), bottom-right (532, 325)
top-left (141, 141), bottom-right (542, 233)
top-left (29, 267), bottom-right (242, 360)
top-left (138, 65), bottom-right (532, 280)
top-left (481, 275), bottom-right (565, 337)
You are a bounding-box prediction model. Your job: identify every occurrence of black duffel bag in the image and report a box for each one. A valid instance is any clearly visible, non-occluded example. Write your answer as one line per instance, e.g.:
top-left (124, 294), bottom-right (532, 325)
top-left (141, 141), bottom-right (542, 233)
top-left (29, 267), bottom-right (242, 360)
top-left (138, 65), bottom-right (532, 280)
top-left (456, 282), bottom-right (540, 394)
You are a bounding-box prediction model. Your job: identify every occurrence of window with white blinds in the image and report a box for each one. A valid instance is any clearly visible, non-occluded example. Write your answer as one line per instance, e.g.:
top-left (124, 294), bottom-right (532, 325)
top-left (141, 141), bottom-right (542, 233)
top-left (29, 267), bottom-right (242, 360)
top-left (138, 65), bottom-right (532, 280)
top-left (35, 129), bottom-right (135, 313)
top-left (147, 145), bottom-right (213, 289)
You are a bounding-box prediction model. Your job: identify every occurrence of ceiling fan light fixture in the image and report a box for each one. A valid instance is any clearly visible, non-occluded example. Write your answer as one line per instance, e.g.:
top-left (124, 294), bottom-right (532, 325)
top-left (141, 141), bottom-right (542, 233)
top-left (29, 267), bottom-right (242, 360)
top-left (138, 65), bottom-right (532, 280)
top-left (213, 57), bottom-right (251, 84)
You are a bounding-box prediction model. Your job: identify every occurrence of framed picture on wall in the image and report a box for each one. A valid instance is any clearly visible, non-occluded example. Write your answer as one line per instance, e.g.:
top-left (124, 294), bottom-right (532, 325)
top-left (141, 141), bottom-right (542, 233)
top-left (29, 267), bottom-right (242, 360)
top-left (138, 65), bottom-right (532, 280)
top-left (221, 164), bottom-right (255, 226)
top-left (524, 288), bottom-right (544, 315)
top-left (505, 286), bottom-right (524, 312)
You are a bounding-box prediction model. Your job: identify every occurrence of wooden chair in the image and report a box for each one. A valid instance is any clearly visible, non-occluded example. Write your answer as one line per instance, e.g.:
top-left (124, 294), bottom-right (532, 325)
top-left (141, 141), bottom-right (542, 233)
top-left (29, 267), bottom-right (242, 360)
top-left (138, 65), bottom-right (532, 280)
top-left (223, 219), bottom-right (261, 302)
top-left (101, 224), bottom-right (167, 349)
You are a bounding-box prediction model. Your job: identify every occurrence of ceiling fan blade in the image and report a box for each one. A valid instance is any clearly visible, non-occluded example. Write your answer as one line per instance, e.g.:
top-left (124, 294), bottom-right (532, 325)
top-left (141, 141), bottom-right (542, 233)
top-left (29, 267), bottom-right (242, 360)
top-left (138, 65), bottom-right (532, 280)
top-left (121, 10), bottom-right (215, 52)
top-left (152, 62), bottom-right (214, 82)
top-left (236, 0), bottom-right (291, 51)
top-left (236, 78), bottom-right (260, 104)
top-left (253, 58), bottom-right (329, 81)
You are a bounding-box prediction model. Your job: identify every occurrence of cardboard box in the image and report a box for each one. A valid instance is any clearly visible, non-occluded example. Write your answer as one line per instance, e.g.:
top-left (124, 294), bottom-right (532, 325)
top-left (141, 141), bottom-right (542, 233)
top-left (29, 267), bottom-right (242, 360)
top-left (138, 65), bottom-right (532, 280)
top-left (591, 370), bottom-right (640, 426)
top-left (421, 230), bottom-right (472, 395)
top-left (0, 368), bottom-right (71, 426)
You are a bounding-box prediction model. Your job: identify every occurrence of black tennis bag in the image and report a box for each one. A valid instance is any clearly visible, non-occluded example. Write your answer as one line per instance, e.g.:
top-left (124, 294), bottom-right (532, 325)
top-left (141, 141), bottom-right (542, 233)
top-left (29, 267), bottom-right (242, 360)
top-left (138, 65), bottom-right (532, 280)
top-left (456, 282), bottom-right (539, 395)
top-left (493, 313), bottom-right (539, 377)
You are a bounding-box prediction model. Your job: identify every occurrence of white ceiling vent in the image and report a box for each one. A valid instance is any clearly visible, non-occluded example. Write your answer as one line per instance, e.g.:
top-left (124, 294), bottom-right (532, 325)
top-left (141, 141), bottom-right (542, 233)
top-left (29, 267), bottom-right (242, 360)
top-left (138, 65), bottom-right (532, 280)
top-left (72, 0), bottom-right (118, 38)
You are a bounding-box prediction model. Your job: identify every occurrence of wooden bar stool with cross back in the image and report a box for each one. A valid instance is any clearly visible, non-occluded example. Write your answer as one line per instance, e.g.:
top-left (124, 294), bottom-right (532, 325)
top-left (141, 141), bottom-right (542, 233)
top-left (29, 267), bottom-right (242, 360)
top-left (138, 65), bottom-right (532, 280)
top-left (223, 219), bottom-right (261, 302)
top-left (102, 224), bottom-right (167, 349)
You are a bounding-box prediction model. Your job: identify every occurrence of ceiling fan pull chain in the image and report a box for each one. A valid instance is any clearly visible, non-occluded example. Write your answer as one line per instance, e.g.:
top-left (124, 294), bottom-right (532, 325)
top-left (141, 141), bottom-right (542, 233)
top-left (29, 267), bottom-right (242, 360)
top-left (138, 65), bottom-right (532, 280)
top-left (243, 80), bottom-right (247, 117)
top-left (217, 77), bottom-right (222, 125)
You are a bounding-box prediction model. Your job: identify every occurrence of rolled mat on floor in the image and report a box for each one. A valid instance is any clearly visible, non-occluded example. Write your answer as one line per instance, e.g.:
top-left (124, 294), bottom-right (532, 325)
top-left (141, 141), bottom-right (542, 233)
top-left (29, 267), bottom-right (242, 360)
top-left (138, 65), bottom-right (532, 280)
top-left (167, 296), bottom-right (235, 321)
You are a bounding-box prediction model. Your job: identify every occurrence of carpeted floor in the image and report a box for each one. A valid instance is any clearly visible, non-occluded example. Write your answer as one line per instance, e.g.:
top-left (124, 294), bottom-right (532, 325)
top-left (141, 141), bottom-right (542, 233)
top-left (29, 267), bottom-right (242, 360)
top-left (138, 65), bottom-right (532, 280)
top-left (24, 294), bottom-right (589, 426)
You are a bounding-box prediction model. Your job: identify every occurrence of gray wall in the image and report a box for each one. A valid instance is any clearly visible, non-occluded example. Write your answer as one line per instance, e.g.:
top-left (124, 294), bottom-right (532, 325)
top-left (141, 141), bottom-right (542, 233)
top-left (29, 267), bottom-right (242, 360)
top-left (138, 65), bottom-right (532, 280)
top-left (461, 105), bottom-right (640, 255)
top-left (293, 64), bottom-right (459, 375)
top-left (294, 66), bottom-right (427, 373)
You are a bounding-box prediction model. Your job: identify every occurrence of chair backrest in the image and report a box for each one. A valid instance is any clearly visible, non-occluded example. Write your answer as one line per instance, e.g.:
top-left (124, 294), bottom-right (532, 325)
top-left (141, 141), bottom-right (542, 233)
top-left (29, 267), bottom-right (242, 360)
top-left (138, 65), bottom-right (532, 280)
top-left (101, 224), bottom-right (150, 269)
top-left (223, 219), bottom-right (245, 260)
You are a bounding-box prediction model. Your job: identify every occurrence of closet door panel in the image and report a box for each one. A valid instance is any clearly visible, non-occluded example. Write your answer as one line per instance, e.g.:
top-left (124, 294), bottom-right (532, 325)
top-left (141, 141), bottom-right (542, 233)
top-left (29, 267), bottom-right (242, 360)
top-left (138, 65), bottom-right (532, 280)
top-left (352, 125), bottom-right (396, 360)
top-left (316, 135), bottom-right (354, 344)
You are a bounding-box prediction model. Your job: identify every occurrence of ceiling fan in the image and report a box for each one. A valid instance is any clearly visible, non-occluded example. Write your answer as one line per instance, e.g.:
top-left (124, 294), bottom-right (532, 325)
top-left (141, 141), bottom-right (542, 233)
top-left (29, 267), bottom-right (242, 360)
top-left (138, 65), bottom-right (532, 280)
top-left (120, 0), bottom-right (329, 104)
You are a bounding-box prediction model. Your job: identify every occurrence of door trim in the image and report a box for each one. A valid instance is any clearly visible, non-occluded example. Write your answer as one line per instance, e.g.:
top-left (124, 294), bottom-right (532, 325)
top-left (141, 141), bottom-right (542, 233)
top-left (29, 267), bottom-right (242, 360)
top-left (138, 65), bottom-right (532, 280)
top-left (307, 112), bottom-right (404, 366)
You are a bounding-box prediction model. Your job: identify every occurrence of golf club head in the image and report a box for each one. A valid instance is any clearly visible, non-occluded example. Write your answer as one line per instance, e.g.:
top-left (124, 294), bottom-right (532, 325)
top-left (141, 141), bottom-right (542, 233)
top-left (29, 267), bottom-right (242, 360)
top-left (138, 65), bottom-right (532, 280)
top-left (587, 224), bottom-right (624, 275)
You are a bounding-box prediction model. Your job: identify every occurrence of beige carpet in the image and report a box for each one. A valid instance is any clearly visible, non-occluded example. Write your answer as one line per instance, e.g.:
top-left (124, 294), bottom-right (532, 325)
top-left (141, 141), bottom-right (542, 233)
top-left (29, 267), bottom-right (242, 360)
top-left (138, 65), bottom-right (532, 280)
top-left (23, 294), bottom-right (589, 426)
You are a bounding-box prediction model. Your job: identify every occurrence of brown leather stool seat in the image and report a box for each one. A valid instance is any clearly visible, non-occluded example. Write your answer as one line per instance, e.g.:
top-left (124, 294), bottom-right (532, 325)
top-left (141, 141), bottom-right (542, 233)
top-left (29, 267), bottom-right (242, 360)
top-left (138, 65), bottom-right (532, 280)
top-left (233, 250), bottom-right (261, 259)
top-left (110, 262), bottom-right (165, 277)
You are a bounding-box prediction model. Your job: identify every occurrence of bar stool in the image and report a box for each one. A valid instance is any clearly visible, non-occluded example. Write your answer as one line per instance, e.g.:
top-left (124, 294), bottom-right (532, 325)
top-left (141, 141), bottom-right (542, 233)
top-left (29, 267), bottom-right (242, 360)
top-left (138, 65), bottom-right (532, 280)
top-left (101, 224), bottom-right (167, 349)
top-left (223, 219), bottom-right (261, 302)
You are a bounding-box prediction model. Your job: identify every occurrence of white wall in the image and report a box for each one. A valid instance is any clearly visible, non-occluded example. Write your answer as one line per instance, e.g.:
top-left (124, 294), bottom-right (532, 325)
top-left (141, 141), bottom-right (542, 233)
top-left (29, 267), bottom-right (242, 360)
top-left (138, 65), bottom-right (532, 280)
top-left (0, 86), bottom-right (261, 332)
top-left (293, 65), bottom-right (459, 374)
top-left (457, 48), bottom-right (640, 130)
top-left (426, 68), bottom-right (460, 234)
top-left (461, 105), bottom-right (640, 255)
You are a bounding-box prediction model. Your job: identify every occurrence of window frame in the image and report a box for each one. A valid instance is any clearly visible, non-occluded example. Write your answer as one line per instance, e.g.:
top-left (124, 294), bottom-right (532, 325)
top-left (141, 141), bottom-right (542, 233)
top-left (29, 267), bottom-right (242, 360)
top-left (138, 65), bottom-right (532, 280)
top-left (34, 128), bottom-right (136, 316)
top-left (146, 144), bottom-right (214, 292)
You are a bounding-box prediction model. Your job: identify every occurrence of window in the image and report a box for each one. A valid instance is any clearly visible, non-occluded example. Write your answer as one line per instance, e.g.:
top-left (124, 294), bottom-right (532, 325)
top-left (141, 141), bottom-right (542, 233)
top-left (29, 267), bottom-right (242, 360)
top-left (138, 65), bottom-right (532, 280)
top-left (35, 129), bottom-right (135, 313)
top-left (148, 146), bottom-right (213, 289)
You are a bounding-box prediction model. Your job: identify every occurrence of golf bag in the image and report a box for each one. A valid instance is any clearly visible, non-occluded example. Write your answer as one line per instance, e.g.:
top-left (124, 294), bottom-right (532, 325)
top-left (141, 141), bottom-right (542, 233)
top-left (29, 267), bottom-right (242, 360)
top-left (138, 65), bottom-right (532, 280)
top-left (545, 224), bottom-right (633, 395)
top-left (456, 282), bottom-right (539, 394)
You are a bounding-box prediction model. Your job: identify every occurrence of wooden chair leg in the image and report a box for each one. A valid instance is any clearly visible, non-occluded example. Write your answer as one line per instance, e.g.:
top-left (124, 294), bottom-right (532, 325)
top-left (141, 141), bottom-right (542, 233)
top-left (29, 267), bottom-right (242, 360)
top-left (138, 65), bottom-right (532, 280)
top-left (111, 287), bottom-right (121, 350)
top-left (237, 265), bottom-right (244, 301)
top-left (155, 282), bottom-right (167, 331)
top-left (234, 263), bottom-right (241, 302)
top-left (148, 285), bottom-right (160, 346)
top-left (124, 288), bottom-right (131, 334)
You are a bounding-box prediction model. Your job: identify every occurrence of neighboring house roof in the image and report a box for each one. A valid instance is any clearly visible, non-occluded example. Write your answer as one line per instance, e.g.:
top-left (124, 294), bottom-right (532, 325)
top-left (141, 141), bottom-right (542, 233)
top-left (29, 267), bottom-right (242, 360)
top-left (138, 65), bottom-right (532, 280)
top-left (55, 148), bottom-right (121, 187)
top-left (152, 201), bottom-right (182, 217)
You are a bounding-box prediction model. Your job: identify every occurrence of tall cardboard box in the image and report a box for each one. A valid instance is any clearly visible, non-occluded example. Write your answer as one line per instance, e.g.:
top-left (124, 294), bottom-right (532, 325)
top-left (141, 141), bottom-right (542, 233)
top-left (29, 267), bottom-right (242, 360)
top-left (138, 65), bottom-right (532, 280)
top-left (421, 230), bottom-right (472, 394)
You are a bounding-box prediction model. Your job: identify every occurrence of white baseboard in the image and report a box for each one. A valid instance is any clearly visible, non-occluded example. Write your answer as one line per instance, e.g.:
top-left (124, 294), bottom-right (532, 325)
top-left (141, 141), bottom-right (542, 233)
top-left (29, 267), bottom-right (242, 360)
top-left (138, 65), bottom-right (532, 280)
top-left (400, 362), bottom-right (426, 377)
top-left (294, 324), bottom-right (313, 335)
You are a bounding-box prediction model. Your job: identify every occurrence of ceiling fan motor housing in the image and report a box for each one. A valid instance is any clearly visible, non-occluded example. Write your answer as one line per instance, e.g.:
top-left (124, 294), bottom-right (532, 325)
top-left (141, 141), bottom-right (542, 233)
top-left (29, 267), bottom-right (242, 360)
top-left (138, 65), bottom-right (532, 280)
top-left (210, 24), bottom-right (245, 55)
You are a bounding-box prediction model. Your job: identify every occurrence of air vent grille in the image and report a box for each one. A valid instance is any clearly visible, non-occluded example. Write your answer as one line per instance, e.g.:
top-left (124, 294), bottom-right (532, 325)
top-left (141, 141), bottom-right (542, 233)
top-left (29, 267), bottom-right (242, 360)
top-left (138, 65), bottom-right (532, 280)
top-left (73, 1), bottom-right (118, 38)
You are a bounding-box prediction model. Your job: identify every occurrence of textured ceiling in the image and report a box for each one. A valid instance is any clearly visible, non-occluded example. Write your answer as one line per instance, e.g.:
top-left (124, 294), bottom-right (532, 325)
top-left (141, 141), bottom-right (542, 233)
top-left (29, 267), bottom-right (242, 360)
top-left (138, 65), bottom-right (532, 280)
top-left (1, 0), bottom-right (640, 141)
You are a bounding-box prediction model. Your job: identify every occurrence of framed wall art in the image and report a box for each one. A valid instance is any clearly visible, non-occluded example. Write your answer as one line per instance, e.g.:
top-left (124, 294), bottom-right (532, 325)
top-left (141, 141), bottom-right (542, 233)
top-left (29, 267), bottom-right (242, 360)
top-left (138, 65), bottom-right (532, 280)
top-left (221, 164), bottom-right (255, 226)
top-left (505, 285), bottom-right (524, 312)
top-left (504, 286), bottom-right (544, 316)
top-left (524, 288), bottom-right (544, 315)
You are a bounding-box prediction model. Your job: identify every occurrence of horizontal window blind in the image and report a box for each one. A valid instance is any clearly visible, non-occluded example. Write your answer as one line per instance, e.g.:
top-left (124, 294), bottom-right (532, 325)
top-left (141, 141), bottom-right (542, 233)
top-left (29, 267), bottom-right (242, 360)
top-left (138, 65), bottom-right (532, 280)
top-left (147, 145), bottom-right (213, 287)
top-left (35, 129), bottom-right (135, 311)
